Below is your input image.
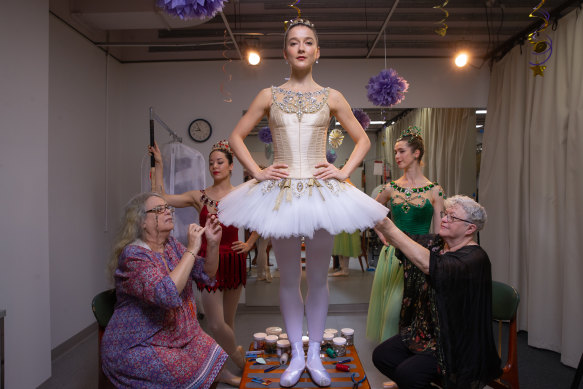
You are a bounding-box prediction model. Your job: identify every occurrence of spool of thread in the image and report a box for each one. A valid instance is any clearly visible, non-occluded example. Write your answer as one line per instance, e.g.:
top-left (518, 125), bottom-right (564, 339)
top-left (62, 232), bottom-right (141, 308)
top-left (279, 352), bottom-right (289, 364)
top-left (326, 348), bottom-right (337, 358)
top-left (335, 363), bottom-right (350, 372)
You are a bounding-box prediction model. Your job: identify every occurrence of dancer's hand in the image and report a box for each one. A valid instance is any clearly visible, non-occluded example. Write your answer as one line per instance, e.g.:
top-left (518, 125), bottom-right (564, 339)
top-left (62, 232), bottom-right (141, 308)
top-left (314, 162), bottom-right (348, 181)
top-left (232, 240), bottom-right (252, 254)
top-left (148, 142), bottom-right (163, 165)
top-left (255, 164), bottom-right (289, 181)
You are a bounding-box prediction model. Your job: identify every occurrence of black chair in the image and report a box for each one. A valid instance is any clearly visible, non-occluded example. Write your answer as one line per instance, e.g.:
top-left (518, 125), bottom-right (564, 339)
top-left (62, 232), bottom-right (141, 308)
top-left (91, 289), bottom-right (117, 389)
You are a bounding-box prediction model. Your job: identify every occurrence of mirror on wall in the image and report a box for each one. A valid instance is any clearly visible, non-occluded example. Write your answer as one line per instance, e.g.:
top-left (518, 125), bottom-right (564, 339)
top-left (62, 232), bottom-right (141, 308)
top-left (242, 107), bottom-right (486, 307)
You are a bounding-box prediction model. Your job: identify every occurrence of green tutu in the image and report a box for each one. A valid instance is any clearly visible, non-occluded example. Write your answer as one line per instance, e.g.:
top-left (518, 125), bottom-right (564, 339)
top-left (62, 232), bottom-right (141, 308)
top-left (332, 230), bottom-right (361, 257)
top-left (366, 244), bottom-right (404, 342)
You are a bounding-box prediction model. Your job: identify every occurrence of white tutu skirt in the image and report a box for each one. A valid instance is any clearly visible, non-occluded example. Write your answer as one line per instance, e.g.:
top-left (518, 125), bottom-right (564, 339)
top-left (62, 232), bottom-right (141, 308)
top-left (218, 178), bottom-right (389, 239)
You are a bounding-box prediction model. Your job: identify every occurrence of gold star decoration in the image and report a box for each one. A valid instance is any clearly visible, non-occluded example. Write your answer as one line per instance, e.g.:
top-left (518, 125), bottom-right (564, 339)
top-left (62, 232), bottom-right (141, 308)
top-left (328, 129), bottom-right (344, 149)
top-left (530, 65), bottom-right (546, 77)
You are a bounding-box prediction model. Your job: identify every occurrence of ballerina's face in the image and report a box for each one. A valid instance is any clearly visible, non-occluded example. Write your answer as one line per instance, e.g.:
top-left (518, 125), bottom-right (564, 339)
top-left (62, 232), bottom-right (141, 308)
top-left (284, 25), bottom-right (320, 69)
top-left (394, 140), bottom-right (420, 169)
top-left (209, 150), bottom-right (233, 181)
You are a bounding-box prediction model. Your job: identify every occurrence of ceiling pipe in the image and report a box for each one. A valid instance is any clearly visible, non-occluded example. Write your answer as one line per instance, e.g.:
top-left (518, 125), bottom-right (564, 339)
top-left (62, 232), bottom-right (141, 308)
top-left (366, 0), bottom-right (400, 59)
top-left (219, 11), bottom-right (242, 60)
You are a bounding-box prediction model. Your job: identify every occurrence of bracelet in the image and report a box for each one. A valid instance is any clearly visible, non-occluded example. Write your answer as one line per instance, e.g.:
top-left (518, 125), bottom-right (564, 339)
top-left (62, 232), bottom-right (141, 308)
top-left (186, 250), bottom-right (197, 259)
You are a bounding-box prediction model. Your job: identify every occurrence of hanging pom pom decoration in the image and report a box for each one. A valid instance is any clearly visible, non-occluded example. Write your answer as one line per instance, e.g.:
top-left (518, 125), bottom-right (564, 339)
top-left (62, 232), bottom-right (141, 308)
top-left (352, 109), bottom-right (371, 130)
top-left (527, 0), bottom-right (552, 77)
top-left (326, 149), bottom-right (337, 164)
top-left (156, 0), bottom-right (228, 20)
top-left (433, 1), bottom-right (449, 37)
top-left (328, 129), bottom-right (344, 149)
top-left (366, 68), bottom-right (409, 107)
top-left (258, 127), bottom-right (273, 144)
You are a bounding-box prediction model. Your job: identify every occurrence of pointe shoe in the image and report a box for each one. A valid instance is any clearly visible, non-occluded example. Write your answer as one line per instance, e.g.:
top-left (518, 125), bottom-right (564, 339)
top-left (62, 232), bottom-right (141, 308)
top-left (329, 270), bottom-right (349, 277)
top-left (306, 341), bottom-right (331, 387)
top-left (280, 342), bottom-right (305, 387)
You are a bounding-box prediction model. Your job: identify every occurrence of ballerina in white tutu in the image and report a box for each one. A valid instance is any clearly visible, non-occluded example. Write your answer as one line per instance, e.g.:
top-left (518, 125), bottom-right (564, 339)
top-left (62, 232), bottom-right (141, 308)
top-left (219, 17), bottom-right (388, 387)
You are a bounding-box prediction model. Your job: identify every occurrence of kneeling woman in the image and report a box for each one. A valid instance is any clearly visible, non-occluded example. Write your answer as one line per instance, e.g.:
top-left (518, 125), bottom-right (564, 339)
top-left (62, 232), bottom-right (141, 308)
top-left (373, 195), bottom-right (501, 389)
top-left (101, 192), bottom-right (239, 388)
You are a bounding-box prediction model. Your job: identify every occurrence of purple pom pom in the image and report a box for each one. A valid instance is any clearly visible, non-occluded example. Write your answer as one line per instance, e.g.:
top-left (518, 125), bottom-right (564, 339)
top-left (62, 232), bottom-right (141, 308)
top-left (365, 68), bottom-right (409, 107)
top-left (157, 0), bottom-right (227, 19)
top-left (352, 109), bottom-right (371, 130)
top-left (258, 127), bottom-right (273, 144)
top-left (326, 149), bottom-right (337, 164)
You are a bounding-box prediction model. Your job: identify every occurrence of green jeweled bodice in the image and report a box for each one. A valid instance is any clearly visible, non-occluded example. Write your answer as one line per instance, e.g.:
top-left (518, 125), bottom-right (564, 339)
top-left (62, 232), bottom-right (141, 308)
top-left (389, 181), bottom-right (440, 235)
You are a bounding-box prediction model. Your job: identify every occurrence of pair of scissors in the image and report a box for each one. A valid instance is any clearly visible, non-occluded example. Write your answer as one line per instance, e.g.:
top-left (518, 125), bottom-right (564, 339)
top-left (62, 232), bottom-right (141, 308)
top-left (351, 373), bottom-right (366, 388)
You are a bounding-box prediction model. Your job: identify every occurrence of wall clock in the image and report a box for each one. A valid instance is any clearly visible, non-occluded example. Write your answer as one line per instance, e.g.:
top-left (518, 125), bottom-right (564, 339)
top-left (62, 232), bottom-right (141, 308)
top-left (188, 118), bottom-right (212, 143)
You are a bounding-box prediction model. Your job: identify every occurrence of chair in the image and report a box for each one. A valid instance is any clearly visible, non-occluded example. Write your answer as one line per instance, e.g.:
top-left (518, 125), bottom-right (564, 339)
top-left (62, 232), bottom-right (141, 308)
top-left (357, 229), bottom-right (369, 272)
top-left (91, 289), bottom-right (117, 389)
top-left (489, 281), bottom-right (520, 389)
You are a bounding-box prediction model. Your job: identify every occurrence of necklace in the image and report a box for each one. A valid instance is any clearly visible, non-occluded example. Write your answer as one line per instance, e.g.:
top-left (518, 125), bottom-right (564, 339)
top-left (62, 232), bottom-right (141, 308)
top-left (200, 190), bottom-right (219, 209)
top-left (391, 181), bottom-right (437, 198)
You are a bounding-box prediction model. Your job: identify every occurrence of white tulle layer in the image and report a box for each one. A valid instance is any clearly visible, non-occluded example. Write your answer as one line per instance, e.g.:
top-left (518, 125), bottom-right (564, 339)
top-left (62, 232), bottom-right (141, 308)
top-left (218, 178), bottom-right (389, 239)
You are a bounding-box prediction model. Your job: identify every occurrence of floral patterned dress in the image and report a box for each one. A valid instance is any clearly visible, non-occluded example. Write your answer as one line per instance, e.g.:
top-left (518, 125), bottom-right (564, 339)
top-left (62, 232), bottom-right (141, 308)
top-left (101, 236), bottom-right (228, 388)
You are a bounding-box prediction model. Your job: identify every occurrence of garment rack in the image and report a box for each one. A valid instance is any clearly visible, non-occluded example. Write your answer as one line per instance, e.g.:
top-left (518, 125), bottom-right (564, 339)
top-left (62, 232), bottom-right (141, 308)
top-left (150, 107), bottom-right (182, 143)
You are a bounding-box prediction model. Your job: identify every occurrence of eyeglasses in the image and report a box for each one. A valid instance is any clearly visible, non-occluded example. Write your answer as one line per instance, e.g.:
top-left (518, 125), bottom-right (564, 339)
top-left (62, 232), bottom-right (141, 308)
top-left (146, 204), bottom-right (175, 214)
top-left (440, 210), bottom-right (473, 224)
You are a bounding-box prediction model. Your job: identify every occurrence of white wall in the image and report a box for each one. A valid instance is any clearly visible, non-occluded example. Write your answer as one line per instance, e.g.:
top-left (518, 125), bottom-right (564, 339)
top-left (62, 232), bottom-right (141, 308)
top-left (48, 16), bottom-right (122, 348)
top-left (0, 1), bottom-right (52, 387)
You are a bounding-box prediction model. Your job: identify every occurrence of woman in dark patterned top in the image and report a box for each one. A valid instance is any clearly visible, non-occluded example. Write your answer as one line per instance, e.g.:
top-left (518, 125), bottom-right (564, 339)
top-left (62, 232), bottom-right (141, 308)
top-left (372, 195), bottom-right (501, 389)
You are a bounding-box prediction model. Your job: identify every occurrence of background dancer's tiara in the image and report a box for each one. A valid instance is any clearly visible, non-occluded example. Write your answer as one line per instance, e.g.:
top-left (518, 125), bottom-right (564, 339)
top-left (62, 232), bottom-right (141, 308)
top-left (397, 126), bottom-right (423, 142)
top-left (211, 139), bottom-right (232, 155)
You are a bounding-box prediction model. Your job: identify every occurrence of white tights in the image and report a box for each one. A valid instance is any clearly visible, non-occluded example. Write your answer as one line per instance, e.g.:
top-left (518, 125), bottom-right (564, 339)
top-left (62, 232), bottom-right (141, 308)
top-left (271, 229), bottom-right (334, 344)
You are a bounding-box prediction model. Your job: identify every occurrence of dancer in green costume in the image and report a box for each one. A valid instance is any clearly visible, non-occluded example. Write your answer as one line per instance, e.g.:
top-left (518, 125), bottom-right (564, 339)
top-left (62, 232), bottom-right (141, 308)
top-left (366, 127), bottom-right (444, 342)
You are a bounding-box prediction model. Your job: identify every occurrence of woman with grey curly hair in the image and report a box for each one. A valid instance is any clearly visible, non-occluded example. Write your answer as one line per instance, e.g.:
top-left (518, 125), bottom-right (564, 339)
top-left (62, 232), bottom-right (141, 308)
top-left (101, 192), bottom-right (241, 388)
top-left (372, 195), bottom-right (501, 389)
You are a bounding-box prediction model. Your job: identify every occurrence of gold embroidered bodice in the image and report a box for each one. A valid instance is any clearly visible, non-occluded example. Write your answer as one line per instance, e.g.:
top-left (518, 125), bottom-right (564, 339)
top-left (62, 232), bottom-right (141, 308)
top-left (270, 86), bottom-right (330, 179)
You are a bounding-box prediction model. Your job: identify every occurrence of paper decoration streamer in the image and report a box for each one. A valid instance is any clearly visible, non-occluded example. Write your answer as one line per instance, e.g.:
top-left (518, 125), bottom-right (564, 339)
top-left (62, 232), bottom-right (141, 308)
top-left (352, 109), bottom-right (371, 130)
top-left (528, 0), bottom-right (553, 77)
top-left (284, 0), bottom-right (302, 30)
top-left (220, 29), bottom-right (232, 103)
top-left (328, 129), bottom-right (344, 149)
top-left (366, 68), bottom-right (409, 107)
top-left (157, 0), bottom-right (228, 19)
top-left (434, 1), bottom-right (449, 36)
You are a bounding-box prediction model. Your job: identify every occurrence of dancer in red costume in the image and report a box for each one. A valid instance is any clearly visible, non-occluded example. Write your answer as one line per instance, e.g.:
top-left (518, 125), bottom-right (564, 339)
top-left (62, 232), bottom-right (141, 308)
top-left (150, 140), bottom-right (257, 372)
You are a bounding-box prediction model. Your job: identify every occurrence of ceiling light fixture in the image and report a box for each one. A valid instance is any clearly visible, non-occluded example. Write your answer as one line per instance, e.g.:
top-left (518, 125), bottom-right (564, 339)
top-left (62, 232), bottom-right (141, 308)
top-left (247, 50), bottom-right (261, 66)
top-left (454, 51), bottom-right (469, 67)
top-left (245, 37), bottom-right (261, 66)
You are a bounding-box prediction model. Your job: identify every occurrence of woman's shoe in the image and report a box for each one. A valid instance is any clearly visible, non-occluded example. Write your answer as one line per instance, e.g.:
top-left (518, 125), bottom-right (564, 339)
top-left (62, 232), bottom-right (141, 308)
top-left (306, 341), bottom-right (331, 387)
top-left (280, 342), bottom-right (305, 387)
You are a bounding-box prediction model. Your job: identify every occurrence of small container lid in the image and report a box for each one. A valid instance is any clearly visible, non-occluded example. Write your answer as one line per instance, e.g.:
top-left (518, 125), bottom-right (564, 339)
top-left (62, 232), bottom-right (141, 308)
top-left (341, 328), bottom-right (354, 335)
top-left (277, 339), bottom-right (291, 347)
top-left (302, 335), bottom-right (310, 343)
top-left (279, 333), bottom-right (288, 340)
top-left (266, 326), bottom-right (283, 335)
top-left (324, 328), bottom-right (338, 334)
top-left (333, 337), bottom-right (347, 346)
top-left (253, 332), bottom-right (267, 340)
top-left (265, 335), bottom-right (279, 343)
top-left (323, 332), bottom-right (334, 341)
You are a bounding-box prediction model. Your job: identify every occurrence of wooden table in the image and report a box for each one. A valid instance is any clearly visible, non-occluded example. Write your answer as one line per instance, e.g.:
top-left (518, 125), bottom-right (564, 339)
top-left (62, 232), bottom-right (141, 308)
top-left (240, 344), bottom-right (370, 388)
